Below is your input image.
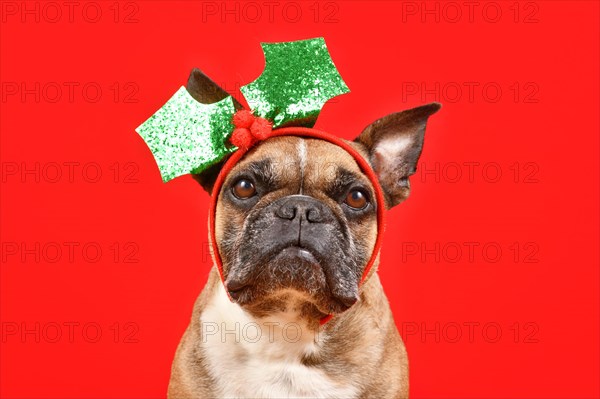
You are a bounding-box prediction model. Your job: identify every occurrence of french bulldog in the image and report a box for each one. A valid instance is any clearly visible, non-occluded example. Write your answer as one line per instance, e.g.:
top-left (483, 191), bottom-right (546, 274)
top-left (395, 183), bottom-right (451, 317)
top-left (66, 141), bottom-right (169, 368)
top-left (168, 69), bottom-right (441, 398)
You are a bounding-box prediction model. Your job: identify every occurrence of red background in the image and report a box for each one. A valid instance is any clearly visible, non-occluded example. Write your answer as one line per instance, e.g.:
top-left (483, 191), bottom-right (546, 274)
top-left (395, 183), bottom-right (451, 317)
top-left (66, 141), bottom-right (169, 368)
top-left (1, 1), bottom-right (599, 398)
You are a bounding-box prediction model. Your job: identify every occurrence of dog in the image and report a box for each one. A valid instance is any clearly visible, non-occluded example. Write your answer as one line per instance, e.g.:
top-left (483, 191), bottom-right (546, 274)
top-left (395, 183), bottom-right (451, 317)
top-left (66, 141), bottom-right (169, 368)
top-left (167, 69), bottom-right (440, 398)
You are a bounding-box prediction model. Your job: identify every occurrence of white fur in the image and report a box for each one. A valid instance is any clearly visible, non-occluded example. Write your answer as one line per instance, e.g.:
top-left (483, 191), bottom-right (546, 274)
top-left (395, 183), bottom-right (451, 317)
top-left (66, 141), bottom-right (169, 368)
top-left (200, 284), bottom-right (359, 399)
top-left (298, 139), bottom-right (307, 195)
top-left (376, 136), bottom-right (412, 159)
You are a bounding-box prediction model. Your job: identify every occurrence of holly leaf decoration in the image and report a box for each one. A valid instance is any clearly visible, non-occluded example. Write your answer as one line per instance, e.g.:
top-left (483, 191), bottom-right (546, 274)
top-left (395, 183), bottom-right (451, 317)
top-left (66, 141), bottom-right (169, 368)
top-left (240, 37), bottom-right (350, 128)
top-left (135, 86), bottom-right (236, 183)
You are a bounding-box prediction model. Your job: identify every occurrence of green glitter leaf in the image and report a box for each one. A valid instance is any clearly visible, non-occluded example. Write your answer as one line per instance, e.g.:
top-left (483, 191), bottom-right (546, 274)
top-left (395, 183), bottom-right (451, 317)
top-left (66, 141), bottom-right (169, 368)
top-left (240, 37), bottom-right (350, 128)
top-left (135, 86), bottom-right (236, 183)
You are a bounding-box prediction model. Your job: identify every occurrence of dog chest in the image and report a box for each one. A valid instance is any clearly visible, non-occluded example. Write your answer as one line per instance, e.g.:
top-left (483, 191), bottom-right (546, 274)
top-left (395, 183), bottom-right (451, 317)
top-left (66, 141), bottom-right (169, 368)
top-left (199, 285), bottom-right (359, 399)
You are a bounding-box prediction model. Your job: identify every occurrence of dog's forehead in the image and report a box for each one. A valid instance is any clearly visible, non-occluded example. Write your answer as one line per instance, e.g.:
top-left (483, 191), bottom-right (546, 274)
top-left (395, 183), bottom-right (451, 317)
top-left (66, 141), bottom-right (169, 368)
top-left (230, 136), bottom-right (367, 180)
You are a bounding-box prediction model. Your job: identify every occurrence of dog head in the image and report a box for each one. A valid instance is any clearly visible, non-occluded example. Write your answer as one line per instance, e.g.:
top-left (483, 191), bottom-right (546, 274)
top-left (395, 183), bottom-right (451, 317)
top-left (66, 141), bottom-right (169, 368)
top-left (189, 70), bottom-right (440, 319)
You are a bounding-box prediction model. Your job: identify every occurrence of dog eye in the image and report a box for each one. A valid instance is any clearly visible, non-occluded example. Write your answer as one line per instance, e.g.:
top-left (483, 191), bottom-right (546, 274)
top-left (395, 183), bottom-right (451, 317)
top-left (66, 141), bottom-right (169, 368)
top-left (232, 179), bottom-right (256, 199)
top-left (345, 189), bottom-right (369, 210)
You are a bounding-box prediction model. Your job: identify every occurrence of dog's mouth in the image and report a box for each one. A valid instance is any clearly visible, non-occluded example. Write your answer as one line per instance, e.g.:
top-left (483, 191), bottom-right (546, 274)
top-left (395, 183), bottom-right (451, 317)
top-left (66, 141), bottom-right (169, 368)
top-left (225, 245), bottom-right (359, 315)
top-left (279, 245), bottom-right (320, 264)
top-left (226, 245), bottom-right (322, 299)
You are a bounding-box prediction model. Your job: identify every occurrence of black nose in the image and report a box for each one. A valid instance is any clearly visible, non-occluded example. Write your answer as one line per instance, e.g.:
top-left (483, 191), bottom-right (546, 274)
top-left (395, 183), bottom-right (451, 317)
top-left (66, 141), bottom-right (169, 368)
top-left (275, 195), bottom-right (331, 223)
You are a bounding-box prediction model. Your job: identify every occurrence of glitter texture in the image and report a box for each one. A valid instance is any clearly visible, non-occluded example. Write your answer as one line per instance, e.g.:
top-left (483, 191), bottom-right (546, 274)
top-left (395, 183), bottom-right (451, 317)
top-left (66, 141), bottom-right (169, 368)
top-left (240, 37), bottom-right (349, 128)
top-left (136, 38), bottom-right (350, 183)
top-left (135, 86), bottom-right (236, 182)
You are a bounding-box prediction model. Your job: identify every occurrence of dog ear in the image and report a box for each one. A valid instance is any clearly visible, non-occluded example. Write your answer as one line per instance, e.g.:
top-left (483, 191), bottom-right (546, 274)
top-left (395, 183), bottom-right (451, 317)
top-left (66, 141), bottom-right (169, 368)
top-left (191, 160), bottom-right (225, 194)
top-left (354, 103), bottom-right (441, 208)
top-left (186, 68), bottom-right (243, 109)
top-left (186, 68), bottom-right (242, 193)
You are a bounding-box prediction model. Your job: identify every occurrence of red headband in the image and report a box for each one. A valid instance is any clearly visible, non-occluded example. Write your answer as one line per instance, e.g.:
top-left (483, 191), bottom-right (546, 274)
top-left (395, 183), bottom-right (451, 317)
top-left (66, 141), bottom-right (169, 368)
top-left (208, 126), bottom-right (386, 325)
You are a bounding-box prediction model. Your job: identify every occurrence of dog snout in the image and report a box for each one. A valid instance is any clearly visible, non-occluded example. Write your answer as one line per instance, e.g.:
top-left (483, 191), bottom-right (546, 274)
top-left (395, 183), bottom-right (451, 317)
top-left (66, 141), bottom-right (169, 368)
top-left (275, 195), bottom-right (332, 223)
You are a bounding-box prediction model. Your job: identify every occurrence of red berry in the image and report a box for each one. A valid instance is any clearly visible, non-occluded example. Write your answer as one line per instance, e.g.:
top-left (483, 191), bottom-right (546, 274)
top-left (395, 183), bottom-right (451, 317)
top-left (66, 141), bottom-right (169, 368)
top-left (232, 110), bottom-right (254, 129)
top-left (230, 128), bottom-right (253, 149)
top-left (250, 117), bottom-right (273, 140)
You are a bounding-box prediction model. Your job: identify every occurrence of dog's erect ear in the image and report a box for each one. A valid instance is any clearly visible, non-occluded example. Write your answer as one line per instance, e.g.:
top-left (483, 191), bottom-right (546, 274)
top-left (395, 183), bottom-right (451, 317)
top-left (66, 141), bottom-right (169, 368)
top-left (186, 68), bottom-right (242, 193)
top-left (354, 103), bottom-right (441, 208)
top-left (185, 68), bottom-right (243, 109)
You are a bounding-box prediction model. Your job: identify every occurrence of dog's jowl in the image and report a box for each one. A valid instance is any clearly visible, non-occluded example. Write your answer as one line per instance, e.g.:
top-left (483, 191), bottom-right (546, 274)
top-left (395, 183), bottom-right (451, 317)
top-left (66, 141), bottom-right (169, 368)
top-left (167, 70), bottom-right (440, 399)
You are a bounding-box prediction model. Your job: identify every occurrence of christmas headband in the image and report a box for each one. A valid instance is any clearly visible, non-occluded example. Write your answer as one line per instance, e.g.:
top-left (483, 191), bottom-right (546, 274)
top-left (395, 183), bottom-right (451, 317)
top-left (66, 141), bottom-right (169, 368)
top-left (136, 38), bottom-right (386, 322)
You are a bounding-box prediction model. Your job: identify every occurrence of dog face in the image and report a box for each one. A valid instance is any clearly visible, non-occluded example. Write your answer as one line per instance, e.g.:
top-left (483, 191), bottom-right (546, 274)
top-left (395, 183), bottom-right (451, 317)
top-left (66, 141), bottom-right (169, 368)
top-left (188, 71), bottom-right (440, 319)
top-left (214, 137), bottom-right (378, 316)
